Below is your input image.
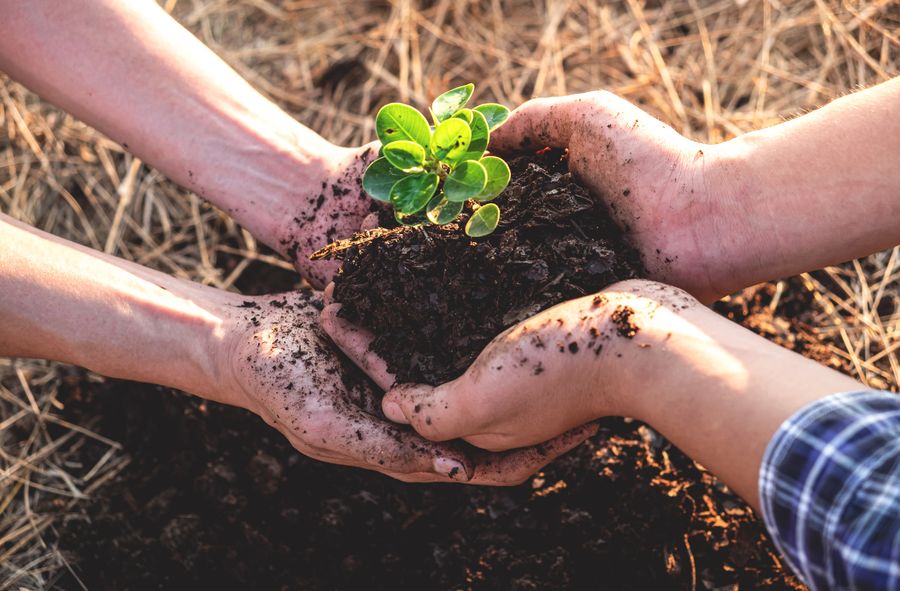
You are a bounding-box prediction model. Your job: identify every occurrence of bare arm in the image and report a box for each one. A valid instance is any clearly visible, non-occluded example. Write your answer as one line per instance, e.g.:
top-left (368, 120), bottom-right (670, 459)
top-left (0, 212), bottom-right (234, 403)
top-left (326, 280), bottom-right (862, 509)
top-left (0, 0), bottom-right (376, 286)
top-left (491, 78), bottom-right (900, 302)
top-left (713, 77), bottom-right (900, 296)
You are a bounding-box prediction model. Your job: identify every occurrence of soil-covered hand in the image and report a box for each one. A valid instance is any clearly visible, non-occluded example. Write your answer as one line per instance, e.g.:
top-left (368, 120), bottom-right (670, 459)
top-left (222, 290), bottom-right (589, 485)
top-left (319, 287), bottom-right (600, 482)
top-left (324, 280), bottom-right (697, 452)
top-left (491, 92), bottom-right (734, 303)
top-left (274, 143), bottom-right (383, 289)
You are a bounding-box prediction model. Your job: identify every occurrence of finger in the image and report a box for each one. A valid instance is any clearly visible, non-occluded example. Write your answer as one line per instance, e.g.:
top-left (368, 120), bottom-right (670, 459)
top-left (469, 422), bottom-right (598, 486)
top-left (491, 93), bottom-right (595, 153)
top-left (382, 381), bottom-right (473, 442)
top-left (320, 303), bottom-right (395, 390)
top-left (326, 405), bottom-right (475, 481)
top-left (323, 282), bottom-right (336, 305)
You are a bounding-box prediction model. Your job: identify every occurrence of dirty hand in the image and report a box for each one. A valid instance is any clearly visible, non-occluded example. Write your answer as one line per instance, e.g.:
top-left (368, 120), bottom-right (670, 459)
top-left (491, 92), bottom-right (733, 303)
top-left (272, 142), bottom-right (383, 289)
top-left (225, 289), bottom-right (590, 485)
top-left (217, 289), bottom-right (478, 482)
top-left (319, 290), bottom-right (601, 482)
top-left (324, 280), bottom-right (698, 452)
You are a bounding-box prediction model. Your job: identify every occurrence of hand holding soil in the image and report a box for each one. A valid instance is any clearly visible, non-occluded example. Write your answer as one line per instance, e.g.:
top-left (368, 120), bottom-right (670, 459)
top-left (274, 143), bottom-right (384, 288)
top-left (357, 281), bottom-right (696, 452)
top-left (221, 290), bottom-right (477, 482)
top-left (491, 91), bottom-right (729, 302)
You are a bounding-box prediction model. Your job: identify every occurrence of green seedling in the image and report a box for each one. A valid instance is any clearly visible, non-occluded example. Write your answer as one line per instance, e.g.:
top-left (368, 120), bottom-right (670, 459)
top-left (362, 83), bottom-right (511, 237)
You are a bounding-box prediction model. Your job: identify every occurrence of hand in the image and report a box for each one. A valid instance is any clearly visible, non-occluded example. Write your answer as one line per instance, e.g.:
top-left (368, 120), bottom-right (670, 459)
top-left (320, 288), bottom-right (606, 473)
top-left (324, 280), bottom-right (697, 452)
top-left (491, 92), bottom-right (736, 303)
top-left (221, 289), bottom-right (591, 485)
top-left (273, 143), bottom-right (384, 289)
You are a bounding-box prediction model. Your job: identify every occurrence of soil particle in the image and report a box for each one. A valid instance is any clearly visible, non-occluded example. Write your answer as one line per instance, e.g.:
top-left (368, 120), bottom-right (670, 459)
top-left (324, 150), bottom-right (643, 385)
top-left (611, 305), bottom-right (640, 338)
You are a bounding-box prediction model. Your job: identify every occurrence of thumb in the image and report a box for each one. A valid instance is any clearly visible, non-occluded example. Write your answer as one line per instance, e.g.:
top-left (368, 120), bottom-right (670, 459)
top-left (491, 93), bottom-right (599, 153)
top-left (320, 302), bottom-right (395, 391)
top-left (382, 381), bottom-right (473, 442)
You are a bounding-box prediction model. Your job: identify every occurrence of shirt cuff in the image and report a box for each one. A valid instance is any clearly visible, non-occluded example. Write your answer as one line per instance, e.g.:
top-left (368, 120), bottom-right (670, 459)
top-left (758, 389), bottom-right (900, 591)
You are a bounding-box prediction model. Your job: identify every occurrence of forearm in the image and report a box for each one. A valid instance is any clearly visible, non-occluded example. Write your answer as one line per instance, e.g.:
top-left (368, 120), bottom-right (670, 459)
top-left (0, 213), bottom-right (240, 405)
top-left (0, 0), bottom-right (341, 245)
top-left (709, 77), bottom-right (900, 296)
top-left (609, 299), bottom-right (862, 510)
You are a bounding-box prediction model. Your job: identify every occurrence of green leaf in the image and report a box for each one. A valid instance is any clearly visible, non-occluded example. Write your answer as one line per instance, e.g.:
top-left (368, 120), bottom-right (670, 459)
top-left (476, 156), bottom-right (511, 201)
top-left (362, 157), bottom-right (406, 201)
top-left (376, 104), bottom-right (431, 147)
top-left (432, 83), bottom-right (475, 122)
top-left (460, 110), bottom-right (489, 161)
top-left (465, 203), bottom-right (500, 237)
top-left (431, 118), bottom-right (471, 163)
top-left (389, 172), bottom-right (438, 214)
top-left (425, 193), bottom-right (465, 225)
top-left (382, 140), bottom-right (426, 171)
top-left (474, 104), bottom-right (510, 131)
top-left (452, 108), bottom-right (474, 125)
top-left (444, 160), bottom-right (487, 202)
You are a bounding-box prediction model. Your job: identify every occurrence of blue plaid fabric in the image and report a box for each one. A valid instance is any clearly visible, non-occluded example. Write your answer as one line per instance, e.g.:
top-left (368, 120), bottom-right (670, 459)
top-left (759, 390), bottom-right (900, 591)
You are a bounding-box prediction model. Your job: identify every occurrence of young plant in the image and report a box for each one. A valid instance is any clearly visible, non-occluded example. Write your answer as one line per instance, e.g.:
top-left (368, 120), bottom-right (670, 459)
top-left (362, 84), bottom-right (511, 237)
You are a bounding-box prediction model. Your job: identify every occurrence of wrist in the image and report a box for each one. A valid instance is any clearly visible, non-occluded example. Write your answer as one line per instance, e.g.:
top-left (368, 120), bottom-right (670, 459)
top-left (81, 281), bottom-right (243, 409)
top-left (689, 137), bottom-right (768, 300)
top-left (194, 119), bottom-right (346, 242)
top-left (582, 281), bottom-right (706, 422)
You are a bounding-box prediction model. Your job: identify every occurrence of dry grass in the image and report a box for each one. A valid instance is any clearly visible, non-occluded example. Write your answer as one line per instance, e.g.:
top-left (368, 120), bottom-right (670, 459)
top-left (1, 0), bottom-right (898, 587)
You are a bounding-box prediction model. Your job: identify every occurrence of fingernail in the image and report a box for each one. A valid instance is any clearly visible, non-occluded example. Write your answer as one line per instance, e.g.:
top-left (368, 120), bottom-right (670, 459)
top-left (433, 457), bottom-right (467, 480)
top-left (383, 401), bottom-right (408, 424)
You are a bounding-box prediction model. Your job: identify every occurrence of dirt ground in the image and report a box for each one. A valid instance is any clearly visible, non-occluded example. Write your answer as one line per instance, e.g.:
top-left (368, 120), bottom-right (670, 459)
top-left (1, 1), bottom-right (898, 589)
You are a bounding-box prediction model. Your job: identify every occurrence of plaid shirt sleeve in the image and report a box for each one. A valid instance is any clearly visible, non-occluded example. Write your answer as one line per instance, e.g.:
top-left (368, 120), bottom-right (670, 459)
top-left (759, 390), bottom-right (900, 591)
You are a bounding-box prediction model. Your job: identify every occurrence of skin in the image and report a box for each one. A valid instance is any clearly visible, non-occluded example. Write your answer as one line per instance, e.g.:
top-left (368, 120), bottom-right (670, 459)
top-left (488, 79), bottom-right (900, 303)
top-left (325, 78), bottom-right (900, 508)
top-left (0, 213), bottom-right (593, 484)
top-left (0, 0), bottom-right (583, 482)
top-left (328, 279), bottom-right (861, 509)
top-left (0, 0), bottom-right (378, 288)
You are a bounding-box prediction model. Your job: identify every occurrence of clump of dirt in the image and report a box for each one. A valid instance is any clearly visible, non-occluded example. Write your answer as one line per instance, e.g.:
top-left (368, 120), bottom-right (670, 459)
top-left (322, 150), bottom-right (643, 385)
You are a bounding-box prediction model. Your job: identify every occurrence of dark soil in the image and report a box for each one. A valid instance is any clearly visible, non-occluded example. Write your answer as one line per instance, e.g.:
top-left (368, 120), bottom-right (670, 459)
top-left (48, 154), bottom-right (810, 590)
top-left (53, 377), bottom-right (804, 591)
top-left (321, 150), bottom-right (643, 384)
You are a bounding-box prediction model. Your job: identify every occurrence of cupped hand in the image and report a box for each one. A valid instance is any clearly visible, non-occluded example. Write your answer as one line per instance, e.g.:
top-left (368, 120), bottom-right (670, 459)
top-left (491, 91), bottom-right (738, 303)
top-left (275, 143), bottom-right (383, 289)
top-left (221, 289), bottom-right (588, 485)
top-left (323, 280), bottom-right (698, 452)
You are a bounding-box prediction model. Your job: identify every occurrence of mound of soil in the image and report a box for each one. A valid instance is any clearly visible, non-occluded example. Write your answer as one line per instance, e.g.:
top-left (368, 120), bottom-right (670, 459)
top-left (321, 150), bottom-right (643, 384)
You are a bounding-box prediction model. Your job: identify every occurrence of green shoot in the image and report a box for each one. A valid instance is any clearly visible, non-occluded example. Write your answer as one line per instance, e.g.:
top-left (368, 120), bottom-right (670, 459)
top-left (362, 83), bottom-right (511, 237)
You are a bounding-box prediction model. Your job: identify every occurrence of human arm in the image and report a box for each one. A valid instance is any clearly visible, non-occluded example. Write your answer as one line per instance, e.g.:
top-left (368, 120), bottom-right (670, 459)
top-left (490, 78), bottom-right (900, 303)
top-left (0, 211), bottom-right (593, 483)
top-left (0, 0), bottom-right (377, 287)
top-left (324, 279), bottom-right (862, 509)
top-left (328, 280), bottom-right (900, 590)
